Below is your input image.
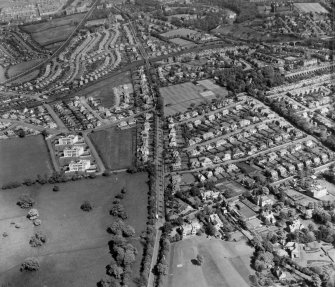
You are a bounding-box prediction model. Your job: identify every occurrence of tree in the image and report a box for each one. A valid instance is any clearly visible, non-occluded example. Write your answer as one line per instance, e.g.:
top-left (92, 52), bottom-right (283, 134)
top-left (156, 262), bottom-right (168, 275)
top-left (196, 254), bottom-right (204, 265)
top-left (81, 201), bottom-right (92, 212)
top-left (20, 257), bottom-right (40, 271)
top-left (107, 263), bottom-right (123, 279)
top-left (53, 185), bottom-right (60, 192)
top-left (17, 129), bottom-right (26, 138)
top-left (29, 231), bottom-right (47, 247)
top-left (205, 223), bottom-right (216, 236)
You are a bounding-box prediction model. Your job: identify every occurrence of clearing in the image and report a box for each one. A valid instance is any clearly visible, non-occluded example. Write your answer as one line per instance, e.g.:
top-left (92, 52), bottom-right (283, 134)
top-left (166, 237), bottom-right (254, 287)
top-left (0, 172), bottom-right (148, 287)
top-left (90, 126), bottom-right (136, 170)
top-left (21, 13), bottom-right (85, 48)
top-left (0, 135), bottom-right (53, 186)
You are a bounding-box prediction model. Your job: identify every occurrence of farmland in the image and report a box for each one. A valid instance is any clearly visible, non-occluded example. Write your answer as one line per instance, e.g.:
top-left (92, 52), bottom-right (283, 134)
top-left (160, 82), bottom-right (217, 116)
top-left (90, 126), bottom-right (136, 170)
top-left (0, 172), bottom-right (148, 287)
top-left (0, 135), bottom-right (53, 186)
top-left (166, 237), bottom-right (254, 287)
top-left (21, 13), bottom-right (85, 48)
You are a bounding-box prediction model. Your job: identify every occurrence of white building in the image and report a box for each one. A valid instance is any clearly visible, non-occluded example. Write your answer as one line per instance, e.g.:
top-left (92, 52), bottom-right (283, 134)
top-left (57, 135), bottom-right (79, 146)
top-left (67, 159), bottom-right (91, 172)
top-left (63, 145), bottom-right (84, 158)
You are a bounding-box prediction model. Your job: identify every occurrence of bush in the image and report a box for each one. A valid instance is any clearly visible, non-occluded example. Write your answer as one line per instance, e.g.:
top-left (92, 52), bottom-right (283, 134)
top-left (17, 195), bottom-right (34, 209)
top-left (2, 182), bottom-right (21, 190)
top-left (29, 231), bottom-right (47, 247)
top-left (20, 257), bottom-right (40, 271)
top-left (81, 201), bottom-right (92, 212)
top-left (53, 185), bottom-right (60, 192)
top-left (103, 169), bottom-right (112, 177)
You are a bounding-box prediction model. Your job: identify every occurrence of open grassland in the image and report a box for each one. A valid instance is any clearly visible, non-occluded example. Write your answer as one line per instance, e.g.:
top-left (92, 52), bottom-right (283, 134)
top-left (72, 72), bottom-right (132, 107)
top-left (7, 58), bottom-right (45, 78)
top-left (21, 13), bottom-right (85, 48)
top-left (90, 127), bottom-right (136, 170)
top-left (0, 172), bottom-right (148, 287)
top-left (160, 82), bottom-right (217, 116)
top-left (0, 135), bottom-right (53, 186)
top-left (0, 65), bottom-right (6, 83)
top-left (166, 237), bottom-right (254, 287)
top-left (10, 69), bottom-right (41, 84)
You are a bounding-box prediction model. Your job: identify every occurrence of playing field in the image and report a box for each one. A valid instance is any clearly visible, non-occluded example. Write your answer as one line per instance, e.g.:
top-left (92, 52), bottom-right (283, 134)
top-left (0, 172), bottom-right (148, 287)
top-left (21, 13), bottom-right (85, 48)
top-left (166, 237), bottom-right (254, 287)
top-left (90, 126), bottom-right (136, 170)
top-left (160, 82), bottom-right (217, 116)
top-left (0, 135), bottom-right (53, 186)
top-left (294, 3), bottom-right (328, 14)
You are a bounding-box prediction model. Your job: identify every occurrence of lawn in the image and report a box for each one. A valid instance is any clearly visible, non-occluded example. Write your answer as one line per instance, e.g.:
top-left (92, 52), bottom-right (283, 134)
top-left (0, 172), bottom-right (148, 287)
top-left (0, 64), bottom-right (5, 83)
top-left (21, 13), bottom-right (85, 48)
top-left (161, 28), bottom-right (198, 38)
top-left (169, 38), bottom-right (196, 48)
top-left (90, 126), bottom-right (136, 170)
top-left (166, 237), bottom-right (254, 287)
top-left (72, 71), bottom-right (132, 107)
top-left (0, 135), bottom-right (53, 186)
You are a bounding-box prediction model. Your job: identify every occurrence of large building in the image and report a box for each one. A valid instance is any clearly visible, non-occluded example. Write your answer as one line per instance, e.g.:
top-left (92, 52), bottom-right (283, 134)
top-left (67, 159), bottom-right (91, 172)
top-left (57, 135), bottom-right (79, 146)
top-left (63, 145), bottom-right (85, 158)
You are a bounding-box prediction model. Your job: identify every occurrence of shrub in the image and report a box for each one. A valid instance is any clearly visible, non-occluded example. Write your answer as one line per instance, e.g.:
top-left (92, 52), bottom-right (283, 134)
top-left (103, 169), bottom-right (112, 177)
top-left (17, 195), bottom-right (35, 209)
top-left (2, 182), bottom-right (21, 190)
top-left (81, 201), bottom-right (92, 212)
top-left (20, 257), bottom-right (40, 271)
top-left (27, 209), bottom-right (39, 220)
top-left (53, 185), bottom-right (60, 192)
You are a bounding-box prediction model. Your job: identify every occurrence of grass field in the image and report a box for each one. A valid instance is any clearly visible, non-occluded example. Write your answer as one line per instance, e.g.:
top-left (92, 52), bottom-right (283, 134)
top-left (90, 127), bottom-right (136, 170)
top-left (0, 135), bottom-right (53, 186)
top-left (169, 38), bottom-right (196, 48)
top-left (161, 28), bottom-right (197, 38)
top-left (0, 65), bottom-right (5, 83)
top-left (72, 72), bottom-right (132, 107)
top-left (0, 172), bottom-right (148, 287)
top-left (7, 58), bottom-right (45, 78)
top-left (160, 82), bottom-right (217, 116)
top-left (294, 3), bottom-right (328, 14)
top-left (166, 237), bottom-right (254, 287)
top-left (21, 13), bottom-right (85, 48)
top-left (10, 69), bottom-right (41, 84)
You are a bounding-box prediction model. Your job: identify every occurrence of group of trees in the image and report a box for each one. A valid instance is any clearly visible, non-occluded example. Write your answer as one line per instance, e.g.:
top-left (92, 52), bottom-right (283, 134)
top-left (29, 231), bottom-right (47, 247)
top-left (99, 188), bottom-right (137, 287)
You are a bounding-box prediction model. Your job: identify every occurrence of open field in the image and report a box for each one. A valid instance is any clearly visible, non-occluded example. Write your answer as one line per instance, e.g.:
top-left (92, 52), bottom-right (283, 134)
top-left (161, 28), bottom-right (197, 38)
top-left (166, 237), bottom-right (254, 287)
top-left (72, 71), bottom-right (132, 107)
top-left (0, 135), bottom-right (53, 186)
top-left (160, 82), bottom-right (217, 116)
top-left (0, 65), bottom-right (5, 83)
top-left (169, 38), bottom-right (196, 48)
top-left (10, 69), bottom-right (41, 84)
top-left (294, 3), bottom-right (328, 14)
top-left (90, 127), bottom-right (136, 170)
top-left (21, 13), bottom-right (85, 48)
top-left (0, 172), bottom-right (148, 287)
top-left (7, 58), bottom-right (45, 78)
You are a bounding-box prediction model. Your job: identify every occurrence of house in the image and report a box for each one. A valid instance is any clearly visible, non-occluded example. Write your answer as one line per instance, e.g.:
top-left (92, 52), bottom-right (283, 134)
top-left (306, 184), bottom-right (327, 199)
top-left (257, 195), bottom-right (274, 207)
top-left (274, 267), bottom-right (287, 281)
top-left (262, 210), bottom-right (276, 224)
top-left (285, 242), bottom-right (300, 259)
top-left (57, 134), bottom-right (79, 145)
top-left (277, 165), bottom-right (288, 178)
top-left (288, 218), bottom-right (303, 233)
top-left (63, 145), bottom-right (85, 157)
top-left (182, 220), bottom-right (201, 237)
top-left (200, 157), bottom-right (213, 168)
top-left (210, 213), bottom-right (223, 231)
